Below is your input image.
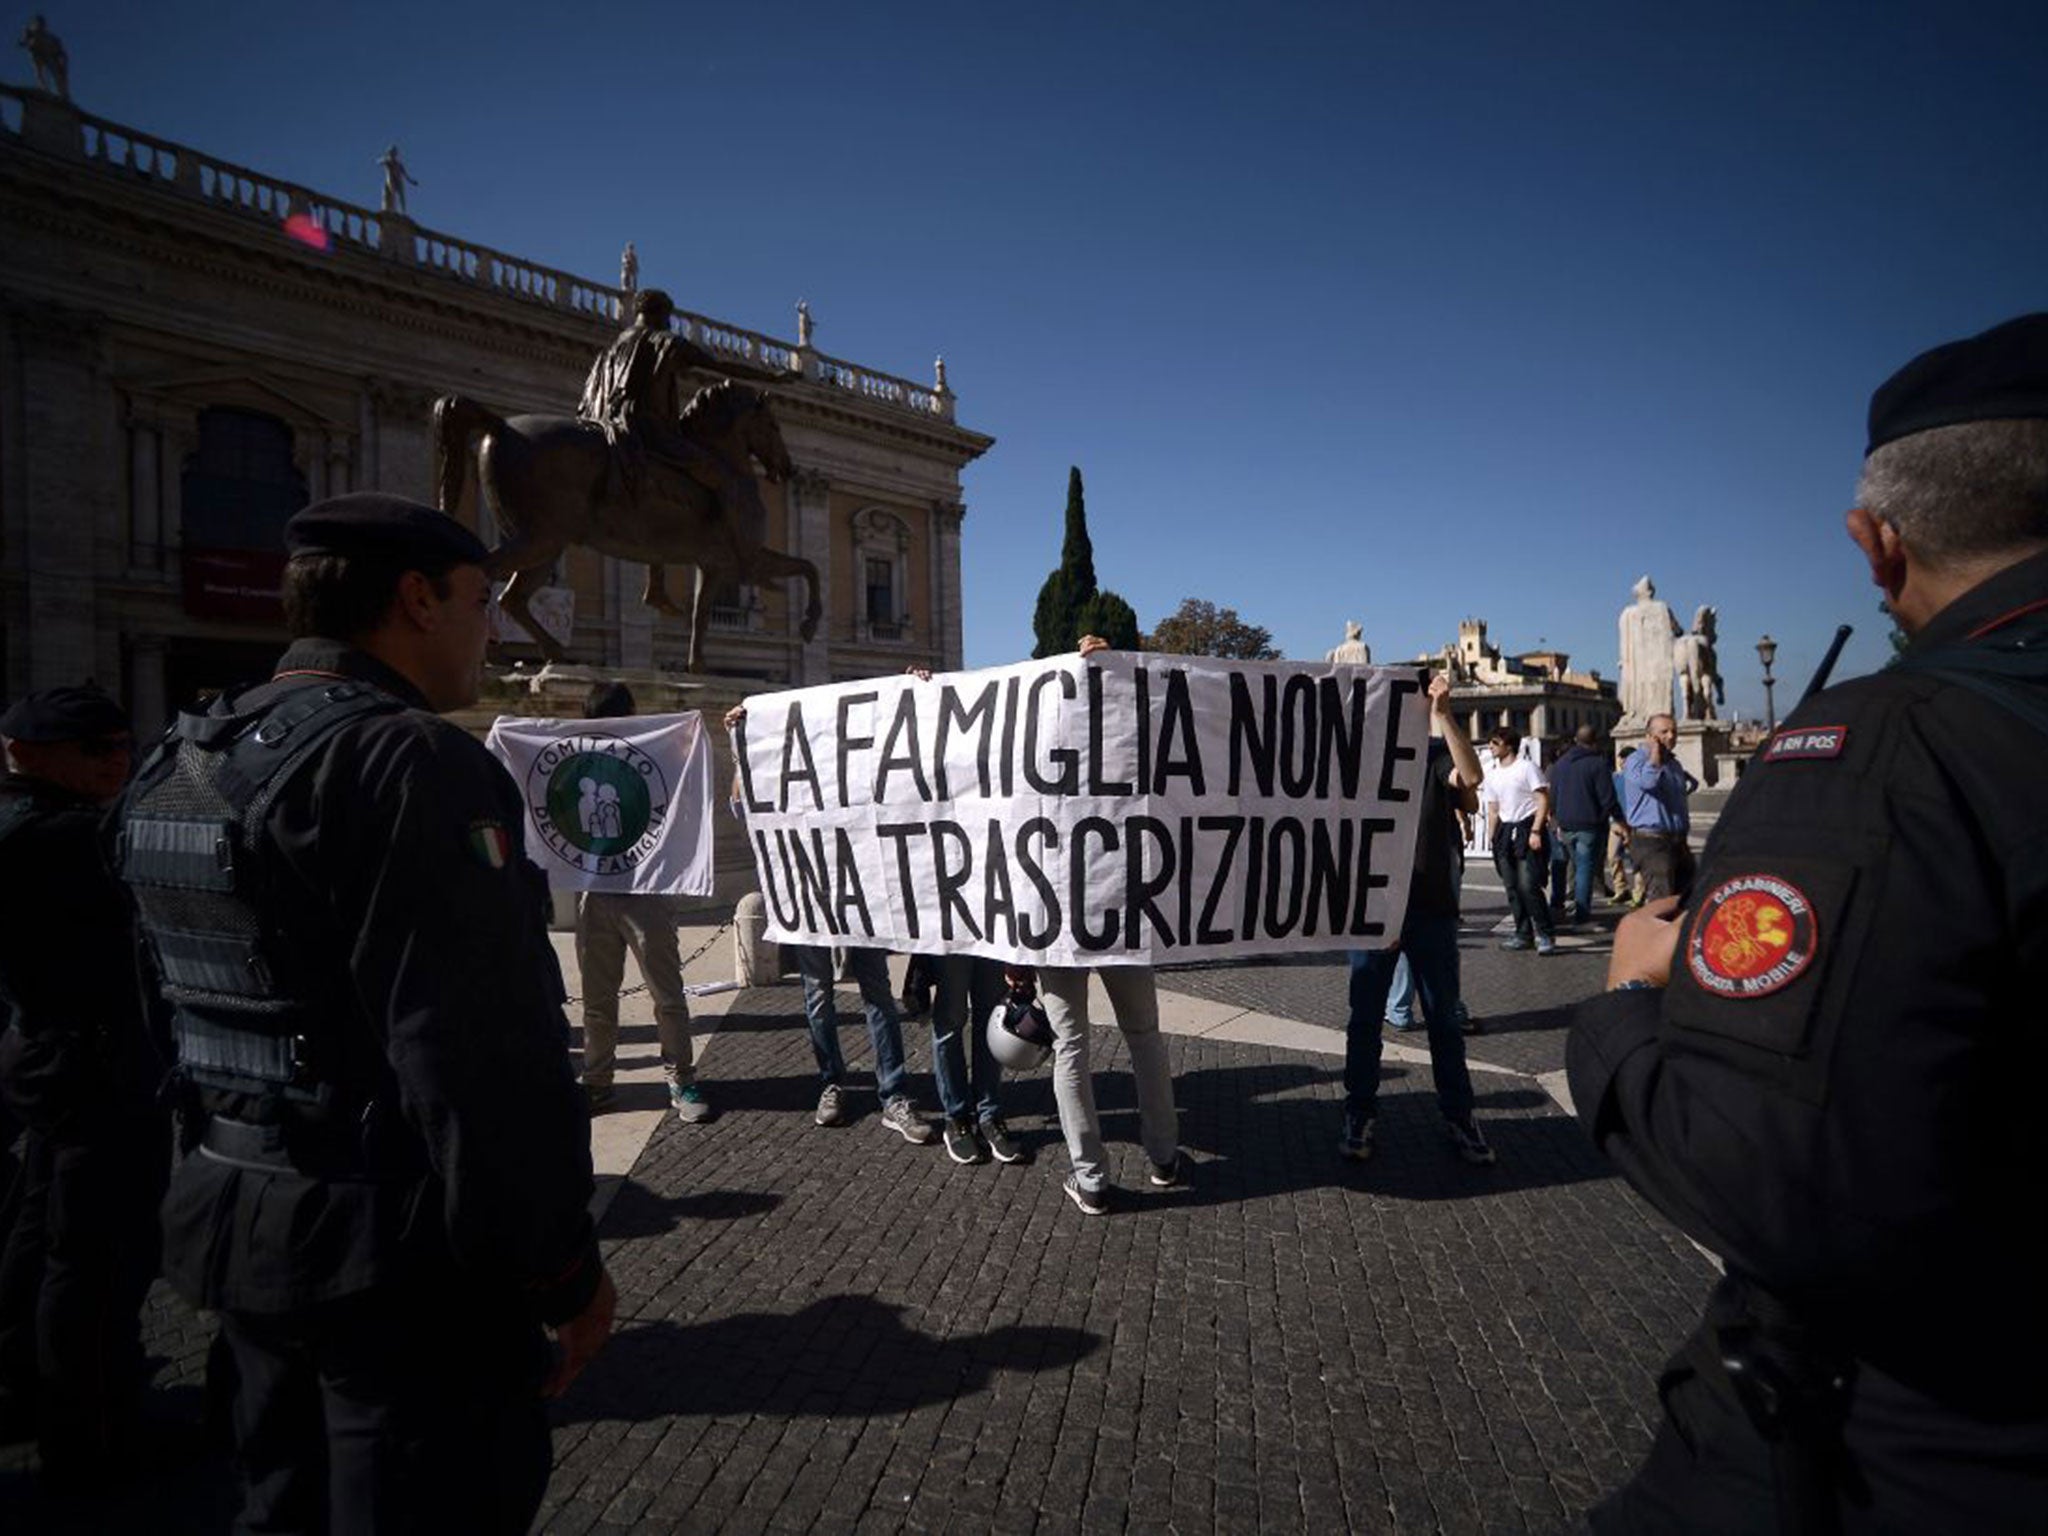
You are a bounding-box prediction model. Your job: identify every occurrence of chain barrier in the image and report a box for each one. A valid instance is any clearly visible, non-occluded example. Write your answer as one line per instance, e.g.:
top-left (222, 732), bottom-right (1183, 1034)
top-left (562, 917), bottom-right (733, 1007)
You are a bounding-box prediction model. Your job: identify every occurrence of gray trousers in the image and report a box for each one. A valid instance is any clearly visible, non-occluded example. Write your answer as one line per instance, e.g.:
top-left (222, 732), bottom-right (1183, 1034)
top-left (1036, 966), bottom-right (1178, 1193)
top-left (576, 892), bottom-right (694, 1086)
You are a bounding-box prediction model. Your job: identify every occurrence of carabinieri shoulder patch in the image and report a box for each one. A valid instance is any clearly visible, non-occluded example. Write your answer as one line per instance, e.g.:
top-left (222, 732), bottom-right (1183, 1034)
top-left (1762, 724), bottom-right (1848, 762)
top-left (468, 819), bottom-right (514, 870)
top-left (1687, 873), bottom-right (1819, 998)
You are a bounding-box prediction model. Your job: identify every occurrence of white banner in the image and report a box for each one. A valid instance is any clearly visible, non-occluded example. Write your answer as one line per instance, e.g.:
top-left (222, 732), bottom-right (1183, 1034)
top-left (734, 655), bottom-right (1429, 965)
top-left (485, 712), bottom-right (715, 896)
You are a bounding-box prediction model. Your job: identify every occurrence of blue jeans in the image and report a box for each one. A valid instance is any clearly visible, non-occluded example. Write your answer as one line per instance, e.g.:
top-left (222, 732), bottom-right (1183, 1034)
top-left (931, 954), bottom-right (1006, 1125)
top-left (792, 946), bottom-right (910, 1102)
top-left (1344, 910), bottom-right (1475, 1122)
top-left (1384, 950), bottom-right (1468, 1027)
top-left (1559, 828), bottom-right (1604, 915)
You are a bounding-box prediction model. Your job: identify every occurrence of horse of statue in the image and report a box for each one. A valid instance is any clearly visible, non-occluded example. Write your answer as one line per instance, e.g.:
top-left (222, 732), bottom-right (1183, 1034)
top-left (432, 380), bottom-right (821, 671)
top-left (1674, 604), bottom-right (1725, 722)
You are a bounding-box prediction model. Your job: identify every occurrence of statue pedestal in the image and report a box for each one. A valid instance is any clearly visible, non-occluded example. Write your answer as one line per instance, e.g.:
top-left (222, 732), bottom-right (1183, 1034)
top-left (1614, 720), bottom-right (1733, 788)
top-left (453, 663), bottom-right (784, 925)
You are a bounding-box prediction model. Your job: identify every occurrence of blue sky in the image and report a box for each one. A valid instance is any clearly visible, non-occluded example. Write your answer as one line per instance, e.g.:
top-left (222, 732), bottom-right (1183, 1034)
top-left (40, 1), bottom-right (2047, 715)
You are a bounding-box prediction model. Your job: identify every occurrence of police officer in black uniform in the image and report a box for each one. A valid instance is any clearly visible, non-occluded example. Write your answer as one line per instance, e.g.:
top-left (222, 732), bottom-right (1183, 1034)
top-left (1568, 314), bottom-right (2048, 1532)
top-left (0, 685), bottom-right (169, 1484)
top-left (120, 494), bottom-right (615, 1532)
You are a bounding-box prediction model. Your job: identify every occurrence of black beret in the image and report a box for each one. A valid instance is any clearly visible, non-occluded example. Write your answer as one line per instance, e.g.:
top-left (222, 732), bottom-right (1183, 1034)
top-left (0, 684), bottom-right (131, 743)
top-left (284, 492), bottom-right (490, 571)
top-left (1867, 312), bottom-right (2048, 456)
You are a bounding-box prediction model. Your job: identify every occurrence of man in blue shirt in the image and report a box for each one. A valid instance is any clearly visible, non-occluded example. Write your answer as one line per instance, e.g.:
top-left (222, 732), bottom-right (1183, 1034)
top-left (1619, 713), bottom-right (1697, 899)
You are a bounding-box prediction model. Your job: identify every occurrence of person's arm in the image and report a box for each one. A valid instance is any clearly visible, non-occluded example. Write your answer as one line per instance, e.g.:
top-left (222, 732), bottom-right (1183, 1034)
top-left (1428, 675), bottom-right (1482, 811)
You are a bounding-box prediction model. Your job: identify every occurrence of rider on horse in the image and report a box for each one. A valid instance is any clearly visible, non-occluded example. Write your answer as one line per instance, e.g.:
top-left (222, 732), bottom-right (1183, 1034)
top-left (578, 287), bottom-right (797, 523)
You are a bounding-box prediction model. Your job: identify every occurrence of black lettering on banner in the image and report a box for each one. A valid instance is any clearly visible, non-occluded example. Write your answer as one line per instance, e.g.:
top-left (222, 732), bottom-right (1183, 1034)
top-left (932, 821), bottom-right (981, 942)
top-left (1279, 674), bottom-right (1318, 797)
top-left (1123, 815), bottom-right (1177, 952)
top-left (1376, 676), bottom-right (1421, 803)
top-left (735, 720), bottom-right (773, 814)
top-left (1176, 815), bottom-right (1195, 943)
top-left (1317, 676), bottom-right (1367, 797)
top-left (1015, 818), bottom-right (1062, 948)
top-left (876, 823), bottom-right (923, 941)
top-left (833, 828), bottom-right (873, 936)
top-left (1196, 815), bottom-right (1243, 943)
top-left (835, 691), bottom-right (878, 809)
top-left (981, 819), bottom-right (1017, 947)
top-left (1304, 820), bottom-right (1354, 936)
top-left (998, 675), bottom-right (1021, 798)
top-left (936, 681), bottom-right (999, 800)
top-left (1086, 667), bottom-right (1134, 796)
top-left (1134, 668), bottom-right (1153, 795)
top-left (1072, 816), bottom-right (1121, 951)
top-left (875, 690), bottom-right (933, 803)
top-left (1229, 674), bottom-right (1277, 795)
top-left (1263, 817), bottom-right (1307, 937)
top-left (754, 827), bottom-right (799, 927)
top-left (789, 827), bottom-right (834, 935)
top-left (780, 703), bottom-right (825, 812)
top-left (1240, 814), bottom-right (1265, 939)
top-left (1350, 816), bottom-right (1396, 937)
top-left (1155, 669), bottom-right (1205, 794)
top-left (1023, 669), bottom-right (1080, 795)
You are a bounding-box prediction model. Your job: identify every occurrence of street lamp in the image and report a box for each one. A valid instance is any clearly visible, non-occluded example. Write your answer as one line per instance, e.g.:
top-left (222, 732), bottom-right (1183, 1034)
top-left (1757, 634), bottom-right (1779, 733)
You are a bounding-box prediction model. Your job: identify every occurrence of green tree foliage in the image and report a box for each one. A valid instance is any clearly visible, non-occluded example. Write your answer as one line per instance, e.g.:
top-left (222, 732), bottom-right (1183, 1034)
top-left (1142, 597), bottom-right (1281, 659)
top-left (1075, 590), bottom-right (1141, 650)
top-left (1031, 466), bottom-right (1140, 655)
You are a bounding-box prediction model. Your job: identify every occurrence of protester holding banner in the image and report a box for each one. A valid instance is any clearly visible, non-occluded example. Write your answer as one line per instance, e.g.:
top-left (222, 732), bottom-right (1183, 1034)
top-left (571, 681), bottom-right (709, 1121)
top-left (1342, 674), bottom-right (1496, 1166)
top-left (930, 954), bottom-right (1023, 1166)
top-left (1036, 635), bottom-right (1183, 1216)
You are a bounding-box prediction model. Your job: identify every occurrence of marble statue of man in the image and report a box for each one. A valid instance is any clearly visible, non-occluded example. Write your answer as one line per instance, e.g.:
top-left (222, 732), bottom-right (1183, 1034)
top-left (18, 14), bottom-right (67, 100)
top-left (796, 299), bottom-right (814, 349)
top-left (1618, 575), bottom-right (1681, 725)
top-left (620, 242), bottom-right (638, 294)
top-left (378, 145), bottom-right (417, 216)
top-left (1326, 620), bottom-right (1372, 666)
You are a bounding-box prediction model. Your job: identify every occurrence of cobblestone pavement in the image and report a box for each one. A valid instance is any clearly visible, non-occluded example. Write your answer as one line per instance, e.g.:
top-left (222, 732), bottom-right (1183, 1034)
top-left (2, 839), bottom-right (1724, 1533)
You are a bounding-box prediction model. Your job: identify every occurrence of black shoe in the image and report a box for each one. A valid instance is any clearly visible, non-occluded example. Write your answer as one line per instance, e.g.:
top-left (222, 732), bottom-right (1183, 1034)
top-left (1446, 1116), bottom-right (1497, 1167)
top-left (1147, 1153), bottom-right (1184, 1188)
top-left (583, 1082), bottom-right (615, 1113)
top-left (943, 1118), bottom-right (987, 1165)
top-left (981, 1118), bottom-right (1026, 1164)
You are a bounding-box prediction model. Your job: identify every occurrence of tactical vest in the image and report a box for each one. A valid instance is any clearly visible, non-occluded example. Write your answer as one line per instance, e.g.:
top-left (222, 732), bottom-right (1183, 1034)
top-left (118, 677), bottom-right (406, 1104)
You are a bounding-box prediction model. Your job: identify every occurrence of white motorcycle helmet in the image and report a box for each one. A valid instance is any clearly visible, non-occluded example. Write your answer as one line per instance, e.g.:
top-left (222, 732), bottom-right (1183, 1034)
top-left (986, 984), bottom-right (1055, 1071)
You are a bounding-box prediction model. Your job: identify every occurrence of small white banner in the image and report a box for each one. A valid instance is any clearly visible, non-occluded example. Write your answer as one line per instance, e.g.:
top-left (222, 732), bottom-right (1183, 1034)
top-left (486, 712), bottom-right (715, 895)
top-left (734, 654), bottom-right (1429, 965)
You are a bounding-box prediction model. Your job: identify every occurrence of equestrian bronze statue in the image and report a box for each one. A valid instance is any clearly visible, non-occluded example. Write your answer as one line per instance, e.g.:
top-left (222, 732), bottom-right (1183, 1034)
top-left (433, 289), bottom-right (822, 672)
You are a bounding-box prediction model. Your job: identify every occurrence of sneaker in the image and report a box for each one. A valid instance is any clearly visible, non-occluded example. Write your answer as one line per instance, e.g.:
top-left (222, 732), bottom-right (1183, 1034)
top-left (879, 1096), bottom-right (935, 1145)
top-left (1338, 1115), bottom-right (1375, 1161)
top-left (1147, 1153), bottom-right (1183, 1188)
top-left (1499, 936), bottom-right (1531, 951)
top-left (814, 1082), bottom-right (846, 1127)
top-left (1459, 1011), bottom-right (1484, 1036)
top-left (583, 1082), bottom-right (615, 1113)
top-left (1535, 936), bottom-right (1557, 956)
top-left (981, 1118), bottom-right (1026, 1164)
top-left (1384, 1015), bottom-right (1422, 1034)
top-left (1063, 1175), bottom-right (1109, 1216)
top-left (943, 1118), bottom-right (988, 1165)
top-left (1446, 1117), bottom-right (1497, 1166)
top-left (670, 1082), bottom-right (714, 1123)
top-left (1565, 905), bottom-right (1589, 926)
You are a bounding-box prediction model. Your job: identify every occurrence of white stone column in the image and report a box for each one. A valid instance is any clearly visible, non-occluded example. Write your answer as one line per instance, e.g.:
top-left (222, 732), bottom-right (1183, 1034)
top-left (790, 469), bottom-right (833, 685)
top-left (609, 555), bottom-right (655, 670)
top-left (932, 499), bottom-right (965, 671)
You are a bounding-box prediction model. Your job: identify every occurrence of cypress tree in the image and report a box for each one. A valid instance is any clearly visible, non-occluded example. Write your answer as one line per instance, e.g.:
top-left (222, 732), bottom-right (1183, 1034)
top-left (1032, 466), bottom-right (1098, 658)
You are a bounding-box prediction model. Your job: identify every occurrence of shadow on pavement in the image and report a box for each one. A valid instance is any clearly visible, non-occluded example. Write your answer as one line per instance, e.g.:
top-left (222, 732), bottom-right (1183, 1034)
top-left (602, 1182), bottom-right (780, 1238)
top-left (551, 1294), bottom-right (1103, 1425)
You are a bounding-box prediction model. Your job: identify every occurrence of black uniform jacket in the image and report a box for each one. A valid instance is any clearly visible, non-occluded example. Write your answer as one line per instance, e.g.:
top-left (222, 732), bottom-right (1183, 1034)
top-left (0, 774), bottom-right (162, 1132)
top-left (1568, 550), bottom-right (2048, 1478)
top-left (159, 640), bottom-right (600, 1326)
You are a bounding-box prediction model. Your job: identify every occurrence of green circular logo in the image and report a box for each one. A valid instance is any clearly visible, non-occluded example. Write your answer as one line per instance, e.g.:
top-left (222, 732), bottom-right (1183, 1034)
top-left (542, 748), bottom-right (656, 857)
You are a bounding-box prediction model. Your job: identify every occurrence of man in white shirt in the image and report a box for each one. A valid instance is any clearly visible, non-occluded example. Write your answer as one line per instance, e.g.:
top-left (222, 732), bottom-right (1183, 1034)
top-left (1482, 728), bottom-right (1556, 955)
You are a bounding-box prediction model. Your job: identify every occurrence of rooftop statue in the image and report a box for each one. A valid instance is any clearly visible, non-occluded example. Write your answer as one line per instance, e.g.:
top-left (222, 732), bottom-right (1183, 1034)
top-left (377, 144), bottom-right (417, 216)
top-left (435, 288), bottom-right (818, 671)
top-left (1325, 620), bottom-right (1372, 666)
top-left (17, 13), bottom-right (65, 99)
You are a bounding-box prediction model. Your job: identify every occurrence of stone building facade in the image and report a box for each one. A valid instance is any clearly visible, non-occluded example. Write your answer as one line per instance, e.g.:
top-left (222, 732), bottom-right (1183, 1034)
top-left (1416, 618), bottom-right (1622, 751)
top-left (0, 85), bottom-right (992, 733)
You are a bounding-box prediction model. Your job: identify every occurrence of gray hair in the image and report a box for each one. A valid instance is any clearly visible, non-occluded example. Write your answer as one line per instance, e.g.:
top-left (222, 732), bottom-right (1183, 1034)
top-left (1855, 418), bottom-right (2048, 568)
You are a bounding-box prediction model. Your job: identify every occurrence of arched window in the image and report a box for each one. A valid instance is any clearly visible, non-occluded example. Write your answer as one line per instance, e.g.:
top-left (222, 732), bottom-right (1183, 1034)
top-left (851, 507), bottom-right (914, 643)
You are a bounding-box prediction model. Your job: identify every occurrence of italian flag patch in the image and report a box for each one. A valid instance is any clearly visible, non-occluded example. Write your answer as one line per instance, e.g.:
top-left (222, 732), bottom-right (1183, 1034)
top-left (468, 820), bottom-right (514, 870)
